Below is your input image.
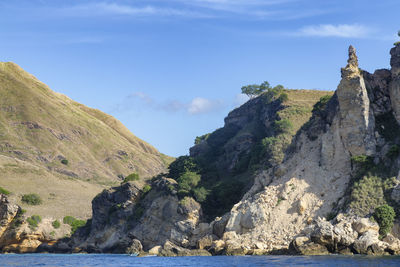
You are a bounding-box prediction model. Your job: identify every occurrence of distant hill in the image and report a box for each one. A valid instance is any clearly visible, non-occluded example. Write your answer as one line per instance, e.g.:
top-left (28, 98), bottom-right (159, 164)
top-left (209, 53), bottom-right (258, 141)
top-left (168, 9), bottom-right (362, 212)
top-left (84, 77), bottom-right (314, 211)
top-left (0, 62), bottom-right (173, 219)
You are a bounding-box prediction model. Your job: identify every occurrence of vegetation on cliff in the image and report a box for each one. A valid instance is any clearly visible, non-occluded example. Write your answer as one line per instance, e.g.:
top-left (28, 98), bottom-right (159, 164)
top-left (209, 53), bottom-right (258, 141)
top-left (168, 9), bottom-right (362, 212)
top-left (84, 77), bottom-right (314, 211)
top-left (167, 85), bottom-right (333, 220)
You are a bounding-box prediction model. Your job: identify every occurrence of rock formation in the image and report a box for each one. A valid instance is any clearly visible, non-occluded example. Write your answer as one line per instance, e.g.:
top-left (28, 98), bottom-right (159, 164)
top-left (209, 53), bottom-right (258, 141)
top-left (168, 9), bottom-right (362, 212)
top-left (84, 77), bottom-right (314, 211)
top-left (6, 43), bottom-right (400, 256)
top-left (337, 46), bottom-right (376, 156)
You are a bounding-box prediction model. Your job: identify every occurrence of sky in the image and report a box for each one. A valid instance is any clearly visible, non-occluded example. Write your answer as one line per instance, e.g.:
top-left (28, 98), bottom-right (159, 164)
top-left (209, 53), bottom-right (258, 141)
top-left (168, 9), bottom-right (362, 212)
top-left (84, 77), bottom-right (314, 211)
top-left (0, 0), bottom-right (399, 157)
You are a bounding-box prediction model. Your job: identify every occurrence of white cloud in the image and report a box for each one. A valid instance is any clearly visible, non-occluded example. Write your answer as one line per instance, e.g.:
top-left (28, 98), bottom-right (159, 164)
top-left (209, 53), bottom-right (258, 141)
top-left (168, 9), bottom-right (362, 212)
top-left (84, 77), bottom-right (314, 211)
top-left (126, 92), bottom-right (223, 115)
top-left (188, 97), bottom-right (223, 114)
top-left (296, 24), bottom-right (371, 38)
top-left (175, 0), bottom-right (299, 16)
top-left (58, 2), bottom-right (211, 18)
top-left (129, 92), bottom-right (154, 105)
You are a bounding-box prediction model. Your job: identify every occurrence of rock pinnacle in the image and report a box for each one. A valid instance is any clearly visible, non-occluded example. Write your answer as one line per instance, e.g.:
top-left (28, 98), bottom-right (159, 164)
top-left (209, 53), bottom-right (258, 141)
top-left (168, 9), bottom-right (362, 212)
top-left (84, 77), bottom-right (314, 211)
top-left (341, 45), bottom-right (360, 78)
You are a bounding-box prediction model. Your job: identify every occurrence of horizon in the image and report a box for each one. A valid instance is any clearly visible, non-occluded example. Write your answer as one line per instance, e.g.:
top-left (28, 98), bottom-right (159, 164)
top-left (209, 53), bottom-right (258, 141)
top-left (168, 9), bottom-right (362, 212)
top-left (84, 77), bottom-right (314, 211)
top-left (1, 0), bottom-right (398, 157)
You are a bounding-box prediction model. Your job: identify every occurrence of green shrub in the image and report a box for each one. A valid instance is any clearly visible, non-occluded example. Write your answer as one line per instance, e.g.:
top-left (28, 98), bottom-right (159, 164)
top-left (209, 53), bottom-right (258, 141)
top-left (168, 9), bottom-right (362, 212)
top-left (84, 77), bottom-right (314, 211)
top-left (142, 184), bottom-right (152, 194)
top-left (62, 216), bottom-right (86, 234)
top-left (312, 95), bottom-right (332, 113)
top-left (373, 204), bottom-right (396, 236)
top-left (168, 156), bottom-right (199, 180)
top-left (193, 187), bottom-right (208, 203)
top-left (63, 216), bottom-right (76, 225)
top-left (349, 176), bottom-right (396, 216)
top-left (278, 92), bottom-right (289, 102)
top-left (61, 159), bottom-right (68, 165)
top-left (27, 215), bottom-right (42, 229)
top-left (195, 133), bottom-right (211, 145)
top-left (122, 173), bottom-right (139, 183)
top-left (52, 220), bottom-right (61, 229)
top-left (21, 193), bottom-right (42, 205)
top-left (274, 119), bottom-right (293, 134)
top-left (351, 155), bottom-right (374, 173)
top-left (70, 219), bottom-right (86, 234)
top-left (0, 186), bottom-right (11, 195)
top-left (177, 171), bottom-right (201, 194)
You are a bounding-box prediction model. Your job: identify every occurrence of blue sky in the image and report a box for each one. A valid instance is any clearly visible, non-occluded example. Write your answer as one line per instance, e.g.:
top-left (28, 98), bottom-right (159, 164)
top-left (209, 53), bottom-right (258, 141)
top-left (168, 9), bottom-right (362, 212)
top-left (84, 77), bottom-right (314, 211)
top-left (0, 0), bottom-right (398, 157)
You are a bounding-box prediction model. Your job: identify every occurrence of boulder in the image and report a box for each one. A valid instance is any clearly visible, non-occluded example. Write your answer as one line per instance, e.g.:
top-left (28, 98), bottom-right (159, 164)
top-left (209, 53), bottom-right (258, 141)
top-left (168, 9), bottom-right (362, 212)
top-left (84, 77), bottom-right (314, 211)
top-left (212, 215), bottom-right (229, 238)
top-left (353, 230), bottom-right (380, 254)
top-left (383, 234), bottom-right (400, 254)
top-left (125, 239), bottom-right (143, 255)
top-left (292, 235), bottom-right (329, 255)
top-left (352, 218), bottom-right (379, 235)
top-left (197, 235), bottom-right (214, 250)
top-left (148, 245), bottom-right (162, 255)
top-left (210, 240), bottom-right (225, 254)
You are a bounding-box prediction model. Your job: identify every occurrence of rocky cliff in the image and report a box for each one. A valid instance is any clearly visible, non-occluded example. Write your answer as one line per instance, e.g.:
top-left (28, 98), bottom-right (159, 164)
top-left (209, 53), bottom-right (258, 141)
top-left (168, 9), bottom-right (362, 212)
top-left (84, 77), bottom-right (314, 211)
top-left (7, 43), bottom-right (400, 256)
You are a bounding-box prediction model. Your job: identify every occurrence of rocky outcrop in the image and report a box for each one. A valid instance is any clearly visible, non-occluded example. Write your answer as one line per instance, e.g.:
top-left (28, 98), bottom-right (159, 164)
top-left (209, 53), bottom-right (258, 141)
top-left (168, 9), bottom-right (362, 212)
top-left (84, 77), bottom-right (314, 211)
top-left (0, 194), bottom-right (20, 238)
top-left (0, 194), bottom-right (60, 253)
top-left (292, 215), bottom-right (400, 256)
top-left (65, 178), bottom-right (208, 254)
top-left (189, 95), bottom-right (283, 173)
top-left (337, 46), bottom-right (376, 156)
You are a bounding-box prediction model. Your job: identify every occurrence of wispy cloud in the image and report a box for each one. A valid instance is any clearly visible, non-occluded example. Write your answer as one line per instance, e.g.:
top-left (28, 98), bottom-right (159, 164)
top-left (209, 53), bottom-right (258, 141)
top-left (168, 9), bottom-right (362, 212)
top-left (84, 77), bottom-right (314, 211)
top-left (295, 24), bottom-right (371, 38)
top-left (179, 0), bottom-right (297, 11)
top-left (188, 97), bottom-right (223, 114)
top-left (4, 0), bottom-right (327, 21)
top-left (56, 2), bottom-right (212, 18)
top-left (116, 92), bottom-right (224, 115)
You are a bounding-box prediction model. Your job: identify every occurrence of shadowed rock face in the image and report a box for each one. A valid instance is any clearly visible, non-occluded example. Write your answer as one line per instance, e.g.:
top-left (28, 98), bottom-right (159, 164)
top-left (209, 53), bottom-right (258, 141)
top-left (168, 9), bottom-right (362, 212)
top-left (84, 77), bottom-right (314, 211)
top-left (390, 44), bottom-right (400, 123)
top-left (391, 44), bottom-right (400, 76)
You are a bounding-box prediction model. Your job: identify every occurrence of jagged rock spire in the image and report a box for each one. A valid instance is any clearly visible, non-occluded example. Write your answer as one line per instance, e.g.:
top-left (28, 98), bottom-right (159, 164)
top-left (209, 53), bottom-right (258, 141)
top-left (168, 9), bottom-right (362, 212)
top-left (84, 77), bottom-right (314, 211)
top-left (341, 45), bottom-right (359, 78)
top-left (348, 45), bottom-right (358, 68)
top-left (337, 45), bottom-right (376, 156)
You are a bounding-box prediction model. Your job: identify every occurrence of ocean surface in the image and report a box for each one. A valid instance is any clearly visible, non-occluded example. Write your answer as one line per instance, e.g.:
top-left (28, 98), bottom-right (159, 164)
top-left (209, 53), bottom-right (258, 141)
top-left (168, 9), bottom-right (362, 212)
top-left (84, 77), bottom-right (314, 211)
top-left (1, 254), bottom-right (400, 267)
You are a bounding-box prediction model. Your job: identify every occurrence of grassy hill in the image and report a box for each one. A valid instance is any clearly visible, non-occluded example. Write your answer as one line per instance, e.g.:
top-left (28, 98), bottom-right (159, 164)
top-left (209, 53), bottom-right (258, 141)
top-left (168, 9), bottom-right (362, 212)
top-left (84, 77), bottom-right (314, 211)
top-left (0, 62), bottom-right (173, 220)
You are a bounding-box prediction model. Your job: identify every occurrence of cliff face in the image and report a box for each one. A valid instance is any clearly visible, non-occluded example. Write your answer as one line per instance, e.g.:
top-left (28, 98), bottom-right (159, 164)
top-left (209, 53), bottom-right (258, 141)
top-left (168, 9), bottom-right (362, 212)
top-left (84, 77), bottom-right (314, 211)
top-left (219, 44), bottom-right (400, 255)
top-left (35, 43), bottom-right (400, 256)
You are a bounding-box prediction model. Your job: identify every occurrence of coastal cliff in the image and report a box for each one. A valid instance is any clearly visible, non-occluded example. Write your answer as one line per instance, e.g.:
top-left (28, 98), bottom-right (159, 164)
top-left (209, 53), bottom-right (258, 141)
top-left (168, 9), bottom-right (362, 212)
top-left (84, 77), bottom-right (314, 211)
top-left (3, 43), bottom-right (400, 256)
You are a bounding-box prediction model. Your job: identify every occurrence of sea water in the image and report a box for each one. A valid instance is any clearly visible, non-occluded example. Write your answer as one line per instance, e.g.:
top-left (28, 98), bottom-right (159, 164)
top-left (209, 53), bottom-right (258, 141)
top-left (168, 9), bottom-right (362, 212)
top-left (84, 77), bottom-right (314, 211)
top-left (1, 254), bottom-right (400, 267)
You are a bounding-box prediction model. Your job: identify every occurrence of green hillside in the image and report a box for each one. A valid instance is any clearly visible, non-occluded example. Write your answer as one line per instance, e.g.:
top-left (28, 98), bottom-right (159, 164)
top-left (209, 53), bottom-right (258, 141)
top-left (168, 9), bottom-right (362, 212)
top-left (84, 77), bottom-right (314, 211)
top-left (0, 62), bottom-right (172, 220)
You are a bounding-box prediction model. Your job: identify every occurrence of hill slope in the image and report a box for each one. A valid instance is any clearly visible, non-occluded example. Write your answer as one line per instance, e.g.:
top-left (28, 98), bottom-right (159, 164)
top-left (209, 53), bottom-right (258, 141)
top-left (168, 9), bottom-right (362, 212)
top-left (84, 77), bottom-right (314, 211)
top-left (0, 62), bottom-right (171, 219)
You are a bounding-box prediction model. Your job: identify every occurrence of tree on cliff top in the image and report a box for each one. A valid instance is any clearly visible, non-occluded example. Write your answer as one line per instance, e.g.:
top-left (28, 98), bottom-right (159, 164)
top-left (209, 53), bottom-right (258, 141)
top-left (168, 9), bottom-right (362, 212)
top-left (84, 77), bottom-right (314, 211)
top-left (241, 81), bottom-right (285, 98)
